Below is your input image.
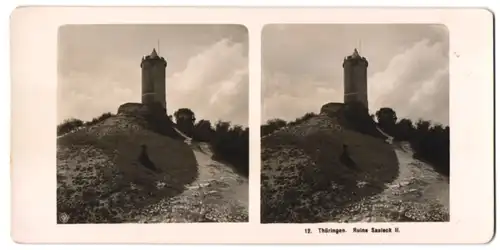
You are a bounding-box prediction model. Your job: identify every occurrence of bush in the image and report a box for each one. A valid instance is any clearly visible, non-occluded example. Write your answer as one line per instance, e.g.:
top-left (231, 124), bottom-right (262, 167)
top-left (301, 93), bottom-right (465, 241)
top-left (208, 121), bottom-right (249, 177)
top-left (192, 119), bottom-right (215, 142)
top-left (57, 118), bottom-right (84, 136)
top-left (287, 112), bottom-right (317, 127)
top-left (260, 113), bottom-right (318, 137)
top-left (261, 118), bottom-right (287, 137)
top-left (57, 112), bottom-right (114, 136)
top-left (84, 112), bottom-right (113, 126)
top-left (408, 122), bottom-right (450, 176)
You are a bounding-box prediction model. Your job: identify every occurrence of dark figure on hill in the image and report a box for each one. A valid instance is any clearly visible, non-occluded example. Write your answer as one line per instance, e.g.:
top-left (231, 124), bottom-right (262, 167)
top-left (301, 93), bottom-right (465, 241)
top-left (340, 144), bottom-right (358, 170)
top-left (139, 144), bottom-right (161, 173)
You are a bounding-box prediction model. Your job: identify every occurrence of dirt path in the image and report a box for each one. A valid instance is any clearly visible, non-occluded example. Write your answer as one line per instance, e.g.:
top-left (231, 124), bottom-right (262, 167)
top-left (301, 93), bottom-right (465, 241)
top-left (135, 140), bottom-right (249, 223)
top-left (188, 143), bottom-right (249, 209)
top-left (331, 142), bottom-right (449, 222)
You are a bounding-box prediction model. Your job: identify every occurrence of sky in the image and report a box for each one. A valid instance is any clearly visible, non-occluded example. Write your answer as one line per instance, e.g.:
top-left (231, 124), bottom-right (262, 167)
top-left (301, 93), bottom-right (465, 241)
top-left (58, 24), bottom-right (249, 126)
top-left (262, 24), bottom-right (449, 126)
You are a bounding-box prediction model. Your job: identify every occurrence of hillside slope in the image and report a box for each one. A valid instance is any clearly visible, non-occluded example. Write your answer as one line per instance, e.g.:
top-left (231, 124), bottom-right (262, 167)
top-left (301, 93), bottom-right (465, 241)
top-left (261, 109), bottom-right (399, 223)
top-left (57, 103), bottom-right (248, 223)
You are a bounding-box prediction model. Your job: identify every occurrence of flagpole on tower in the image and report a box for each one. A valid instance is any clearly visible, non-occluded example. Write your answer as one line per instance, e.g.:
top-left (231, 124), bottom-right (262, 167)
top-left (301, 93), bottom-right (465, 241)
top-left (157, 39), bottom-right (160, 55)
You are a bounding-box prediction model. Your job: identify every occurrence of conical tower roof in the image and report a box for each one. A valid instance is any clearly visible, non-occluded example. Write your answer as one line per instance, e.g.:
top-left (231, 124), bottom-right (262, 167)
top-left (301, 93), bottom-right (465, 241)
top-left (352, 48), bottom-right (360, 58)
top-left (150, 48), bottom-right (159, 58)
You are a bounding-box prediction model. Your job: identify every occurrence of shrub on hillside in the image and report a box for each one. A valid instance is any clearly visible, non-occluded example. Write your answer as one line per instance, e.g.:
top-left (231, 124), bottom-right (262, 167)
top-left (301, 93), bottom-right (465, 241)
top-left (260, 113), bottom-right (318, 137)
top-left (57, 118), bottom-right (84, 136)
top-left (84, 112), bottom-right (113, 126)
top-left (192, 119), bottom-right (215, 142)
top-left (210, 122), bottom-right (249, 177)
top-left (287, 112), bottom-right (317, 127)
top-left (408, 121), bottom-right (449, 176)
top-left (57, 112), bottom-right (115, 136)
top-left (261, 118), bottom-right (287, 137)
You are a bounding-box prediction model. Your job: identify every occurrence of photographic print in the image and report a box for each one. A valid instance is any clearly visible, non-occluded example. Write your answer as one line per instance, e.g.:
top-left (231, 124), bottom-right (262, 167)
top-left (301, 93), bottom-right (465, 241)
top-left (261, 24), bottom-right (450, 224)
top-left (56, 24), bottom-right (249, 223)
top-left (11, 6), bottom-right (494, 244)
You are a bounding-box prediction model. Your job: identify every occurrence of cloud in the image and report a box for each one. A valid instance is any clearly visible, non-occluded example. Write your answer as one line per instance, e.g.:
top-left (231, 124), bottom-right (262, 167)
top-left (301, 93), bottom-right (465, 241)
top-left (58, 70), bottom-right (138, 123)
top-left (368, 39), bottom-right (449, 125)
top-left (262, 73), bottom-right (338, 121)
top-left (168, 39), bottom-right (249, 126)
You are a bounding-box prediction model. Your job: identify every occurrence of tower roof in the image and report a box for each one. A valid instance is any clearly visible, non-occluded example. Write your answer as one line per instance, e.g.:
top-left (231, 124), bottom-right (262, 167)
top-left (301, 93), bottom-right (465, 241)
top-left (141, 48), bottom-right (167, 67)
top-left (150, 48), bottom-right (159, 58)
top-left (351, 48), bottom-right (361, 58)
top-left (342, 48), bottom-right (368, 67)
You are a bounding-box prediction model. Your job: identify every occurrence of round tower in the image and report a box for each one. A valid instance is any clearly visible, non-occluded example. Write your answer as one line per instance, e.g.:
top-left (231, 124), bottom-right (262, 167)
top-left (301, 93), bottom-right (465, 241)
top-left (140, 48), bottom-right (167, 112)
top-left (342, 48), bottom-right (369, 108)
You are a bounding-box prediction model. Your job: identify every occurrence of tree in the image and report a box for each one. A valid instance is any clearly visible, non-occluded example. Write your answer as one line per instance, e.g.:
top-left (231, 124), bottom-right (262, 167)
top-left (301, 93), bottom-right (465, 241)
top-left (232, 125), bottom-right (244, 135)
top-left (375, 107), bottom-right (398, 134)
top-left (415, 119), bottom-right (431, 134)
top-left (214, 120), bottom-right (231, 134)
top-left (174, 108), bottom-right (195, 124)
top-left (267, 118), bottom-right (287, 128)
top-left (395, 118), bottom-right (415, 140)
top-left (174, 108), bottom-right (196, 136)
top-left (194, 119), bottom-right (214, 142)
top-left (195, 119), bottom-right (212, 131)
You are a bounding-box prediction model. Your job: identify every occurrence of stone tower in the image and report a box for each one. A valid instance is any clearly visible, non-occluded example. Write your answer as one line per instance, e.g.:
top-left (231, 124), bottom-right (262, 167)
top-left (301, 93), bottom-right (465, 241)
top-left (140, 48), bottom-right (167, 112)
top-left (342, 48), bottom-right (369, 108)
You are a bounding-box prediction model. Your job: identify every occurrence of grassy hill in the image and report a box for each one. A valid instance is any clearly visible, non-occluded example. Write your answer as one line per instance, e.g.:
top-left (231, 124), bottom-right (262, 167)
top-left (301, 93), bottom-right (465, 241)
top-left (261, 102), bottom-right (399, 223)
top-left (57, 103), bottom-right (198, 223)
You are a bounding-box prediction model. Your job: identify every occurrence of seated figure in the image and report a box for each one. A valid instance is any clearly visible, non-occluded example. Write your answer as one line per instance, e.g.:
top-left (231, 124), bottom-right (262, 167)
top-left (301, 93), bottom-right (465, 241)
top-left (138, 144), bottom-right (161, 173)
top-left (340, 144), bottom-right (358, 170)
